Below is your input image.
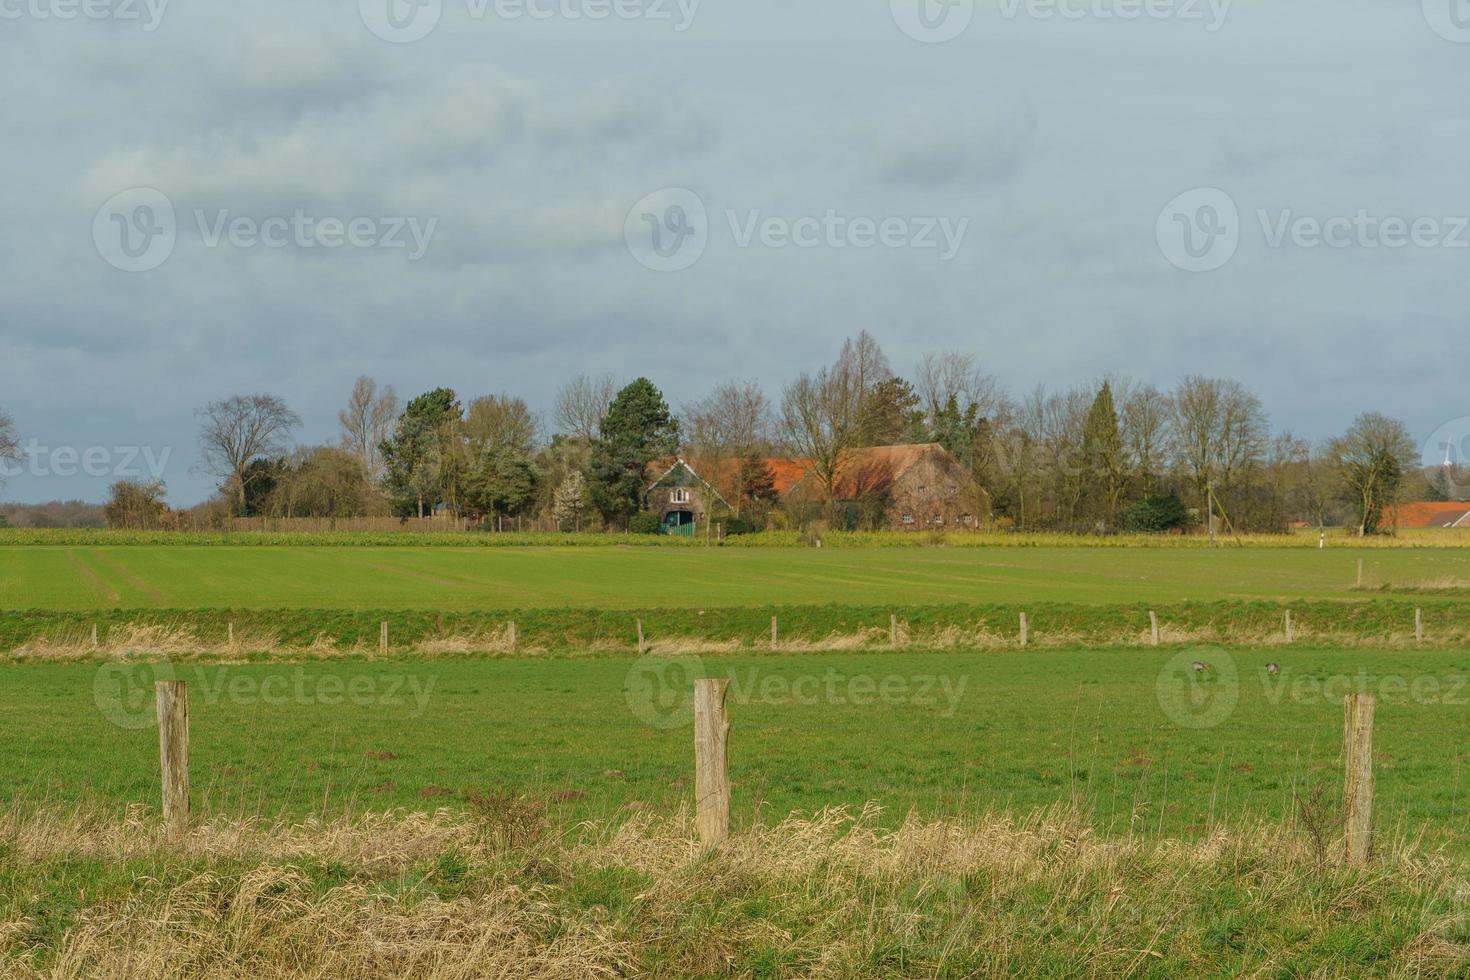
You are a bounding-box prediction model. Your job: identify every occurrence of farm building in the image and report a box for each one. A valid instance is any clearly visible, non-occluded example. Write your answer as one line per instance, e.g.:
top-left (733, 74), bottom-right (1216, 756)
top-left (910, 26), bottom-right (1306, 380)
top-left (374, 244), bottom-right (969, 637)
top-left (647, 444), bottom-right (989, 532)
top-left (644, 459), bottom-right (731, 536)
top-left (1389, 501), bottom-right (1470, 529)
top-left (779, 443), bottom-right (990, 531)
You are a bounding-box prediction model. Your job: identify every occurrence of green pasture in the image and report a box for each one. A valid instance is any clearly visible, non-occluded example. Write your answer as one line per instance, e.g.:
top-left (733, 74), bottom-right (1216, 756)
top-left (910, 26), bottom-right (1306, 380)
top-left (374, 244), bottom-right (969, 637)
top-left (9, 647), bottom-right (1470, 849)
top-left (4, 544), bottom-right (1470, 611)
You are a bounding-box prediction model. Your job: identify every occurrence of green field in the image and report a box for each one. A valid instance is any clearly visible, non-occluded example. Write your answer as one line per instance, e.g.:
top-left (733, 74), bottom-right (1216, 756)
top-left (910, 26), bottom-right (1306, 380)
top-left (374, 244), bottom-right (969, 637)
top-left (7, 646), bottom-right (1468, 847)
top-left (7, 540), bottom-right (1470, 974)
top-left (4, 543), bottom-right (1470, 610)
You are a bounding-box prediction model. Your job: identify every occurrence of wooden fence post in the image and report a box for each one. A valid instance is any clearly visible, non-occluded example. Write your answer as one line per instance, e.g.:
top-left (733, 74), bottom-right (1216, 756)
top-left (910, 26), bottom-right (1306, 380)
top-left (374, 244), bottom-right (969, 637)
top-left (156, 680), bottom-right (189, 844)
top-left (227, 622), bottom-right (234, 648)
top-left (1285, 609), bottom-right (1293, 644)
top-left (1019, 612), bottom-right (1029, 648)
top-left (1149, 611), bottom-right (1160, 647)
top-left (1356, 559), bottom-right (1364, 588)
top-left (91, 623), bottom-right (98, 649)
top-left (693, 678), bottom-right (730, 846)
top-left (1415, 608), bottom-right (1424, 644)
top-left (890, 613), bottom-right (898, 648)
top-left (770, 616), bottom-right (778, 650)
top-left (1343, 693), bottom-right (1375, 867)
top-left (636, 618), bottom-right (646, 654)
top-left (379, 620), bottom-right (388, 654)
top-left (508, 620), bottom-right (517, 652)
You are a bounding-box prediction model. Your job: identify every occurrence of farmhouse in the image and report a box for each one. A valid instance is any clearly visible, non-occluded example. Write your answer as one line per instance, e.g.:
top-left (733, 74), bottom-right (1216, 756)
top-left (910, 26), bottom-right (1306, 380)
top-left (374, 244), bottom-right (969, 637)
top-left (644, 459), bottom-right (730, 536)
top-left (646, 444), bottom-right (988, 533)
top-left (780, 443), bottom-right (990, 531)
top-left (1389, 501), bottom-right (1470, 529)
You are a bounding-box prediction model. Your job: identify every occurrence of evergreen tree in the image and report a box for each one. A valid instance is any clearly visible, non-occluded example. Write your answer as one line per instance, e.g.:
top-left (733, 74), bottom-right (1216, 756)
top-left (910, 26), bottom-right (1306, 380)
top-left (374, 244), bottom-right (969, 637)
top-left (381, 388), bottom-right (463, 518)
top-left (588, 379), bottom-right (680, 527)
top-left (856, 376), bottom-right (921, 446)
top-left (465, 446), bottom-right (537, 526)
top-left (1081, 382), bottom-right (1125, 529)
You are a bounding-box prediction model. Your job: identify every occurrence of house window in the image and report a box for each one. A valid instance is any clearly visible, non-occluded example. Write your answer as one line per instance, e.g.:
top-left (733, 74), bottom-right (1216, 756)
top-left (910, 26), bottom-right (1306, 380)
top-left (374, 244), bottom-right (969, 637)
top-left (671, 488), bottom-right (690, 504)
top-left (901, 513), bottom-right (914, 525)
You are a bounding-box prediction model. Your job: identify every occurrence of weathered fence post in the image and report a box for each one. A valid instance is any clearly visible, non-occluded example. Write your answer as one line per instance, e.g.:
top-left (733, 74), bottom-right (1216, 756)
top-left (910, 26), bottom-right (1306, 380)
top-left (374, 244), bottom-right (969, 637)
top-left (227, 622), bottom-right (235, 648)
top-left (156, 680), bottom-right (189, 844)
top-left (1019, 612), bottom-right (1029, 648)
top-left (1149, 611), bottom-right (1160, 647)
top-left (508, 620), bottom-right (517, 652)
top-left (1343, 693), bottom-right (1375, 867)
top-left (1356, 559), bottom-right (1364, 588)
top-left (379, 620), bottom-right (388, 654)
top-left (90, 623), bottom-right (99, 649)
top-left (770, 615), bottom-right (778, 650)
top-left (693, 678), bottom-right (730, 846)
top-left (890, 613), bottom-right (898, 648)
top-left (636, 618), bottom-right (646, 654)
top-left (1285, 609), bottom-right (1294, 644)
top-left (1415, 608), bottom-right (1424, 644)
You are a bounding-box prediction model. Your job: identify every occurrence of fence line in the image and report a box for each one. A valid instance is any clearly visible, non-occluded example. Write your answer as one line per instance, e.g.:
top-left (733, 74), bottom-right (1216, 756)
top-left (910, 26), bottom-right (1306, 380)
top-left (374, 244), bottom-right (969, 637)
top-left (145, 679), bottom-right (1379, 864)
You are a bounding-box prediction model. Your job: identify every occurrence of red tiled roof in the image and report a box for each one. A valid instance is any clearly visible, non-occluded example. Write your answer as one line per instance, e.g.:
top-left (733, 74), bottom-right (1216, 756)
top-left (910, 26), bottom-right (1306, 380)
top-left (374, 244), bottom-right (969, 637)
top-left (1388, 501), bottom-right (1470, 529)
top-left (652, 444), bottom-right (949, 500)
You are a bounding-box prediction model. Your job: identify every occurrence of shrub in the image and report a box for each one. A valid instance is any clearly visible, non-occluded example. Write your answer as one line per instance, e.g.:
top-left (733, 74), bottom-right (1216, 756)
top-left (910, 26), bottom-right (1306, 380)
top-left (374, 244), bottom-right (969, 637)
top-left (1118, 495), bottom-right (1188, 533)
top-left (627, 513), bottom-right (662, 535)
top-left (722, 517), bottom-right (757, 536)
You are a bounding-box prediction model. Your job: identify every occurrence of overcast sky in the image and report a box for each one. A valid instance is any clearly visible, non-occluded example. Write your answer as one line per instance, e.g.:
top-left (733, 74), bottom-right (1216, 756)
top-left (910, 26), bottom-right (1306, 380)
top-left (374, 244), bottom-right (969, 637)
top-left (2, 0), bottom-right (1469, 504)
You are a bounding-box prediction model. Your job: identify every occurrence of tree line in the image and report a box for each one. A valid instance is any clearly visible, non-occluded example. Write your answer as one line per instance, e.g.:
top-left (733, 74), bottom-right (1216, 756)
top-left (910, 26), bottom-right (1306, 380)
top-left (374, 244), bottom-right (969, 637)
top-left (0, 333), bottom-right (1450, 535)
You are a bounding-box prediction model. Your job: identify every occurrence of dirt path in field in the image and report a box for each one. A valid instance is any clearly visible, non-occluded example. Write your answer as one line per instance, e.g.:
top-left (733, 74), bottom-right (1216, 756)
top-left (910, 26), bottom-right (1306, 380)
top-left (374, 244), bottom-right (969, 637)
top-left (294, 549), bottom-right (473, 590)
top-left (86, 551), bottom-right (171, 605)
top-left (63, 550), bottom-right (121, 605)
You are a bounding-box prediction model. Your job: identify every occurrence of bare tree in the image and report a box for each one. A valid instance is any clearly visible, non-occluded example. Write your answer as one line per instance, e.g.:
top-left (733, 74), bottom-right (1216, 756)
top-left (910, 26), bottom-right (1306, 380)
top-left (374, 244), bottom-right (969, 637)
top-left (1262, 431), bottom-right (1310, 532)
top-left (837, 331), bottom-right (891, 404)
top-left (197, 395), bottom-right (302, 515)
top-left (914, 350), bottom-right (1008, 426)
top-left (1300, 440), bottom-right (1337, 530)
top-left (338, 377), bottom-right (398, 483)
top-left (0, 409), bottom-right (19, 487)
top-left (682, 380), bottom-right (772, 512)
top-left (554, 373), bottom-right (617, 443)
top-left (1119, 383), bottom-right (1172, 500)
top-left (780, 366), bottom-right (860, 521)
top-left (466, 394), bottom-right (537, 455)
top-left (993, 386), bottom-right (1050, 530)
top-left (1169, 376), bottom-right (1267, 527)
top-left (1040, 384), bottom-right (1093, 530)
top-left (1330, 412), bottom-right (1417, 536)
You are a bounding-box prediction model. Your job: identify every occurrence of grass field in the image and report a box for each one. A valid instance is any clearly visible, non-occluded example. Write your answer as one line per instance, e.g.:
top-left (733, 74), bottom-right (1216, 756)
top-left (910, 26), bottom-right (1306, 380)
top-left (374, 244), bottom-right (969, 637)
top-left (5, 543), bottom-right (1470, 610)
top-left (10, 646), bottom-right (1470, 844)
top-left (7, 539), bottom-right (1470, 974)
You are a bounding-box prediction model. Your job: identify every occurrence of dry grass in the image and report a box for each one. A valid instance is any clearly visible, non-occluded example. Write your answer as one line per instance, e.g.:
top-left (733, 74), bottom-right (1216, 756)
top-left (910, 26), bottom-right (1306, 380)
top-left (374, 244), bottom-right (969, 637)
top-left (2, 802), bottom-right (1469, 977)
top-left (11, 616), bottom-right (1470, 663)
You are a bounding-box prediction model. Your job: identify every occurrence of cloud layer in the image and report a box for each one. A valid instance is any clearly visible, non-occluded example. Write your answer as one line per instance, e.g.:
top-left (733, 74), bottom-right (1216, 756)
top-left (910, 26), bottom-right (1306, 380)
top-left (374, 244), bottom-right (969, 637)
top-left (2, 0), bottom-right (1468, 502)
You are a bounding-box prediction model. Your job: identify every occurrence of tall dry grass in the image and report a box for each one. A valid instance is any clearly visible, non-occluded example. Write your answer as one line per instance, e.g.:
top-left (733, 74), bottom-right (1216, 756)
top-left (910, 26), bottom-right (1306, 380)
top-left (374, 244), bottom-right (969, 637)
top-left (12, 615), bottom-right (1470, 662)
top-left (2, 802), bottom-right (1468, 977)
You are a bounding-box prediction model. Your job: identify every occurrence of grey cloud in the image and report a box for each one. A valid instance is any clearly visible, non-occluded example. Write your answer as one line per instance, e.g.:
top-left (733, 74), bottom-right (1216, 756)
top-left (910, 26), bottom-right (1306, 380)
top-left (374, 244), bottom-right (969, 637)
top-left (875, 101), bottom-right (1038, 186)
top-left (2, 0), bottom-right (1470, 505)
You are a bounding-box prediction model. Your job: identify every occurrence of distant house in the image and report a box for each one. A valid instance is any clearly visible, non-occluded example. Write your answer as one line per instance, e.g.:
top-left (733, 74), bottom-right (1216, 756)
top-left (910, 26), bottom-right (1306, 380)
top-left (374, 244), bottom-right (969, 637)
top-left (1389, 501), bottom-right (1470, 529)
top-left (644, 459), bottom-right (730, 536)
top-left (780, 443), bottom-right (990, 531)
top-left (644, 444), bottom-right (989, 533)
